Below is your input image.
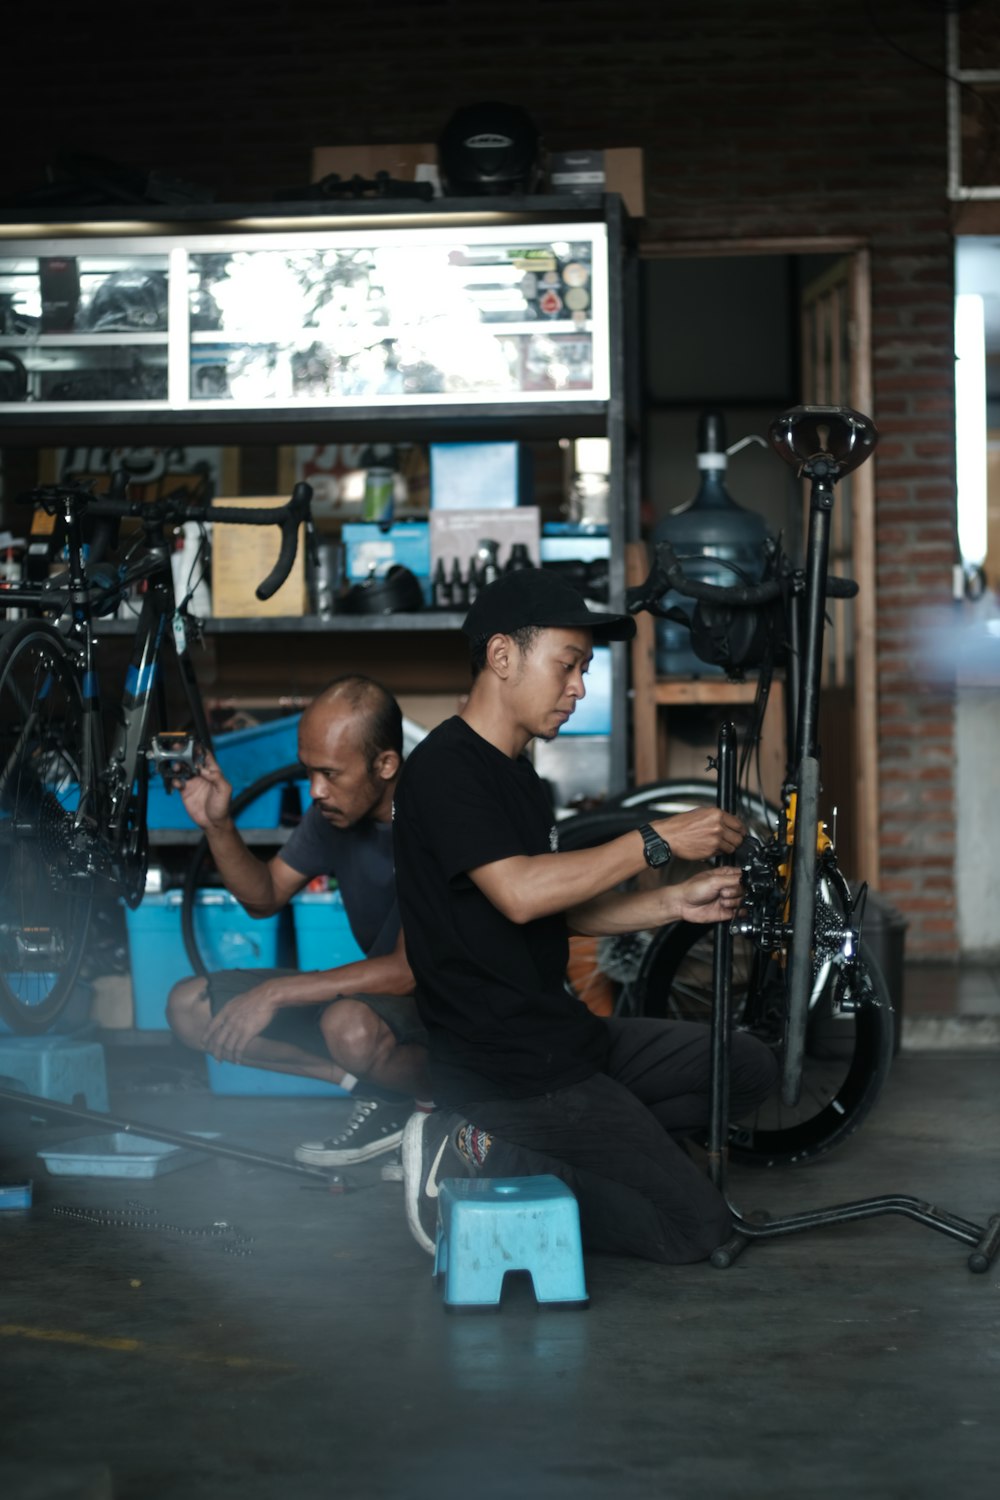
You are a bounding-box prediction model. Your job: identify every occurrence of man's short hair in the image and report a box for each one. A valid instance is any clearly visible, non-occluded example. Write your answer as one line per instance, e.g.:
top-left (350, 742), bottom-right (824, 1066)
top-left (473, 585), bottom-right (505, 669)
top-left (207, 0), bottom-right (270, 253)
top-left (309, 675), bottom-right (403, 762)
top-left (469, 624), bottom-right (541, 679)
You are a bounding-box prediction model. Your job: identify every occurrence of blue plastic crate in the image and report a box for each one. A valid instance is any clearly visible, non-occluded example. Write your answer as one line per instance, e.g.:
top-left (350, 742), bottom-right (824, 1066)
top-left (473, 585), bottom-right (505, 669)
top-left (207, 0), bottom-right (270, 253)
top-left (124, 890), bottom-right (284, 1031)
top-left (292, 890), bottom-right (365, 970)
top-left (0, 1035), bottom-right (108, 1112)
top-left (205, 1058), bottom-right (347, 1097)
top-left (213, 714), bottom-right (302, 790)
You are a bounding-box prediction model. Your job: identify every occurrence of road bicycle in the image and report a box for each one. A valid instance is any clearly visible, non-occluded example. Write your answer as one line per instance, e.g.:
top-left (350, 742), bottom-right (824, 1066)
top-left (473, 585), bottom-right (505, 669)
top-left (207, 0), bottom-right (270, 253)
top-left (0, 472), bottom-right (313, 1033)
top-left (560, 405), bottom-right (894, 1168)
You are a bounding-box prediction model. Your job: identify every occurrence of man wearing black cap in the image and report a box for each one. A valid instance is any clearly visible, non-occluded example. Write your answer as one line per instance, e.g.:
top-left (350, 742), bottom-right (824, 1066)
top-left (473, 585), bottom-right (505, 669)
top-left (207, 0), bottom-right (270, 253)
top-left (394, 570), bottom-right (778, 1264)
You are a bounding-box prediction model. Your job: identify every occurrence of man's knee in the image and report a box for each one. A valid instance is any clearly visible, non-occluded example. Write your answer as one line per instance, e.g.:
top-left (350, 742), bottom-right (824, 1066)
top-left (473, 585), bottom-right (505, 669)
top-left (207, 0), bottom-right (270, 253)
top-left (320, 999), bottom-right (391, 1072)
top-left (166, 975), bottom-right (211, 1047)
top-left (730, 1030), bottom-right (779, 1109)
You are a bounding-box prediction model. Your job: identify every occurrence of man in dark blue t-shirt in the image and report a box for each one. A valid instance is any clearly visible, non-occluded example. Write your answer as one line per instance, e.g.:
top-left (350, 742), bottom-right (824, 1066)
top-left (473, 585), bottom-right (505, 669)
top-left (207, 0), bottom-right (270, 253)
top-left (167, 676), bottom-right (429, 1167)
top-left (395, 571), bottom-right (778, 1264)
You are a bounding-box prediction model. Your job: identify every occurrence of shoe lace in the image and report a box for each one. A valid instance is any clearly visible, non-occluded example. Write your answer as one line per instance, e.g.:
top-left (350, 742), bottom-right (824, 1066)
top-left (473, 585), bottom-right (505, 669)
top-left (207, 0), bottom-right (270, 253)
top-left (330, 1098), bottom-right (377, 1143)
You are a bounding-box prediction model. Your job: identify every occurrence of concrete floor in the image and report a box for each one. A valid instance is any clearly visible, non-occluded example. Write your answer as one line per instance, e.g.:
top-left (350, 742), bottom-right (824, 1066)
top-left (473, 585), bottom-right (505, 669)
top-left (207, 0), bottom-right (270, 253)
top-left (1, 1035), bottom-right (999, 1500)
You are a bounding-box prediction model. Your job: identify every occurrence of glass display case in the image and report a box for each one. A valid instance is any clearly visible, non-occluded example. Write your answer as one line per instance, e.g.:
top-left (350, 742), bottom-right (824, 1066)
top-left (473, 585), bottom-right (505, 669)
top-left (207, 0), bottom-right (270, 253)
top-left (0, 224), bottom-right (609, 413)
top-left (0, 250), bottom-right (170, 406)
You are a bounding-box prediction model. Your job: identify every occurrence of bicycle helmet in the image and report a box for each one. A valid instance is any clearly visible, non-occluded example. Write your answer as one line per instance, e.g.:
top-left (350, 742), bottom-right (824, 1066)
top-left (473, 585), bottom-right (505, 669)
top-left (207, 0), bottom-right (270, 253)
top-left (79, 269), bottom-right (169, 332)
top-left (438, 102), bottom-right (541, 196)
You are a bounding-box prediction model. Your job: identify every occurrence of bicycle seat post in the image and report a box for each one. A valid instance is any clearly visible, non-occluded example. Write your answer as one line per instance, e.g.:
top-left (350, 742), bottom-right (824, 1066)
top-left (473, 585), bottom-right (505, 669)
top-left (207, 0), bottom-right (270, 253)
top-left (707, 719), bottom-right (739, 1193)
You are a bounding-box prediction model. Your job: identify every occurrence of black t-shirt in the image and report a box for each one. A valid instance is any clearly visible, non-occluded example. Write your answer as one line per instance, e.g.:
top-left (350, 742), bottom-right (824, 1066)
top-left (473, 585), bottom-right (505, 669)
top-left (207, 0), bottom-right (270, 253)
top-left (393, 715), bottom-right (608, 1105)
top-left (280, 804), bottom-right (399, 958)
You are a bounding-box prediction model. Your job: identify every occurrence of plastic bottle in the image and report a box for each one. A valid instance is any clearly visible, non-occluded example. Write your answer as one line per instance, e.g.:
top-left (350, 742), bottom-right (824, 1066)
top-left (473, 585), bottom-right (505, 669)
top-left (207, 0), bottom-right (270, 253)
top-left (651, 411), bottom-right (769, 676)
top-left (432, 558), bottom-right (451, 609)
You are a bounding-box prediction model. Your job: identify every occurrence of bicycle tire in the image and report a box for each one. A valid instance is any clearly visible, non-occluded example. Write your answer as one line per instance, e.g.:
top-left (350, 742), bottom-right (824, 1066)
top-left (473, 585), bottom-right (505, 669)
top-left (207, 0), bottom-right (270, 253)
top-left (636, 895), bottom-right (894, 1167)
top-left (783, 755), bottom-right (820, 1107)
top-left (0, 622), bottom-right (95, 1032)
top-left (609, 778), bottom-right (780, 835)
top-left (180, 762), bottom-right (305, 975)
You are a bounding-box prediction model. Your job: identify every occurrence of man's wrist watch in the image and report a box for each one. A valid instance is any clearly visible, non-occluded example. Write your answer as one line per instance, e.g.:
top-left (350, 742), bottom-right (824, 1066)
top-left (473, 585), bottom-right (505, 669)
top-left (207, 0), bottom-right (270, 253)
top-left (638, 824), bottom-right (672, 869)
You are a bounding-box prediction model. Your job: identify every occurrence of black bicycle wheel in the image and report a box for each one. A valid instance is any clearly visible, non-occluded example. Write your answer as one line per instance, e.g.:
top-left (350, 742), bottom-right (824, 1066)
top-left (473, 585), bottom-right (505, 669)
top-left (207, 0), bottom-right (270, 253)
top-left (783, 755), bottom-right (820, 1108)
top-left (636, 888), bottom-right (895, 1167)
top-left (180, 762), bottom-right (305, 975)
top-left (0, 622), bottom-right (95, 1032)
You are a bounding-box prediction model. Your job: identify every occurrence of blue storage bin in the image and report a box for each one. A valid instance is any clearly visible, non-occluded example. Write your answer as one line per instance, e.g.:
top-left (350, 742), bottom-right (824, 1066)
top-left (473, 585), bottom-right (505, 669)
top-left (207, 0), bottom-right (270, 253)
top-left (145, 779), bottom-right (284, 831)
top-left (292, 890), bottom-right (365, 970)
top-left (212, 713), bottom-right (302, 790)
top-left (124, 890), bottom-right (284, 1031)
top-left (0, 976), bottom-right (93, 1036)
top-left (205, 1058), bottom-right (347, 1098)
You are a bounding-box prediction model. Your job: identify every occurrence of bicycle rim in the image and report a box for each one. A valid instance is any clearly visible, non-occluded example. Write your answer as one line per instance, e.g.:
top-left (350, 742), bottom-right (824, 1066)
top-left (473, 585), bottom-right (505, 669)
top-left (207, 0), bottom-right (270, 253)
top-left (180, 762), bottom-right (304, 975)
top-left (636, 901), bottom-right (894, 1166)
top-left (0, 624), bottom-right (95, 1031)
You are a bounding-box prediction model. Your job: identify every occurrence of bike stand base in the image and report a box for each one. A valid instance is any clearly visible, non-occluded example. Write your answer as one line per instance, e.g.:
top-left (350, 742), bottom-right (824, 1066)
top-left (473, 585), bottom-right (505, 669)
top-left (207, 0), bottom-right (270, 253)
top-left (707, 721), bottom-right (1000, 1279)
top-left (712, 1197), bottom-right (1000, 1275)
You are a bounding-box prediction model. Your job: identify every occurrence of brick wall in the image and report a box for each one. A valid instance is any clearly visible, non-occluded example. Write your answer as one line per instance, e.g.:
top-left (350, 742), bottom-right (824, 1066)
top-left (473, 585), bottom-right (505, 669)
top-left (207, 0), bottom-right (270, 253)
top-left (5, 0), bottom-right (979, 957)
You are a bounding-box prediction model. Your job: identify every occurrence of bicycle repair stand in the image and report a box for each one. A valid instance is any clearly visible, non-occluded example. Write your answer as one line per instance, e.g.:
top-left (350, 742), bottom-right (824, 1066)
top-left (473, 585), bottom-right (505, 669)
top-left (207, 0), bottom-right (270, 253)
top-left (706, 720), bottom-right (1000, 1275)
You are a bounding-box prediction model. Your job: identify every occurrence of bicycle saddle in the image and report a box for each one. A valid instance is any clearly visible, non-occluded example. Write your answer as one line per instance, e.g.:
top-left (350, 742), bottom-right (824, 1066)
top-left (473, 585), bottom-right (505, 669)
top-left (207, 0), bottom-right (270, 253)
top-left (768, 405), bottom-right (878, 480)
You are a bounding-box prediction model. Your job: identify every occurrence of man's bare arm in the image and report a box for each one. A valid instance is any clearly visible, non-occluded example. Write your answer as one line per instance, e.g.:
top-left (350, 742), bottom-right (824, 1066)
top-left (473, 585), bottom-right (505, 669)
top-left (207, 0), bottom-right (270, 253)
top-left (468, 807), bottom-right (745, 925)
top-left (568, 868), bottom-right (744, 936)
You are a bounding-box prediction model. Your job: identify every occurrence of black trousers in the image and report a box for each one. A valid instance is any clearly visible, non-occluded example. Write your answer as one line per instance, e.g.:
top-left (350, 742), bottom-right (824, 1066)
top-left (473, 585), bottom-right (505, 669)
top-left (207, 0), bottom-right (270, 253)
top-left (461, 1019), bottom-right (778, 1265)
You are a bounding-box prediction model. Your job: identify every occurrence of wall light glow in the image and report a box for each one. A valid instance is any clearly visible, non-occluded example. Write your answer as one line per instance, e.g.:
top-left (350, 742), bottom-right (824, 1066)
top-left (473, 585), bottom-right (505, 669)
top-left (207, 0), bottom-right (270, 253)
top-left (955, 292), bottom-right (988, 567)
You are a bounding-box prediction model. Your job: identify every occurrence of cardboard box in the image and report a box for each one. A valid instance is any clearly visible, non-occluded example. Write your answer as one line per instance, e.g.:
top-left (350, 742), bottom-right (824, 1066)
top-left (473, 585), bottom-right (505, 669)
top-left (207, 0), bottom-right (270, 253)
top-left (341, 521), bottom-right (431, 583)
top-left (430, 507), bottom-right (541, 576)
top-left (210, 497), bottom-right (308, 618)
top-left (547, 147), bottom-right (645, 218)
top-left (311, 143), bottom-right (439, 193)
top-left (430, 442), bottom-right (532, 510)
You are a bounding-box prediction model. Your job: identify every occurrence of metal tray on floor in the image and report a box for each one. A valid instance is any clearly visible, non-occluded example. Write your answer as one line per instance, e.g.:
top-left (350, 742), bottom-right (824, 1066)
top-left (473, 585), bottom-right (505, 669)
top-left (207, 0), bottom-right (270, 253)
top-left (38, 1132), bottom-right (218, 1179)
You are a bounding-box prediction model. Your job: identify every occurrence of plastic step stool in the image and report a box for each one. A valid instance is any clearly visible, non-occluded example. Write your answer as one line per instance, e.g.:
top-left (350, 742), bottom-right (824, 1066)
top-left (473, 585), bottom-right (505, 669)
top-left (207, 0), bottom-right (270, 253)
top-left (0, 1035), bottom-right (108, 1111)
top-left (433, 1175), bottom-right (589, 1311)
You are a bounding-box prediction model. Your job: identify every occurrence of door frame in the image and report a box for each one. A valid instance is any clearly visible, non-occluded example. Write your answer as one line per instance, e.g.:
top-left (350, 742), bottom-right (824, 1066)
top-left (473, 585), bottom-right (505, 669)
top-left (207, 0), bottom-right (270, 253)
top-left (637, 236), bottom-right (879, 884)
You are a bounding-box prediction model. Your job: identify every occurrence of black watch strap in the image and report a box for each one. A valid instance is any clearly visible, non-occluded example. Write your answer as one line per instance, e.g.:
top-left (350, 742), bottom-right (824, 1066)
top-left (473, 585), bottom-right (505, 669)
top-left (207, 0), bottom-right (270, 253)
top-left (638, 823), bottom-right (672, 869)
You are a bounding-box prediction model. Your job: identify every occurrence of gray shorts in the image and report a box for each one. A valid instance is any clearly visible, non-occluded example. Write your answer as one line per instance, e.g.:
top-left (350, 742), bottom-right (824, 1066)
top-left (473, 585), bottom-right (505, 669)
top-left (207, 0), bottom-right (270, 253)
top-left (204, 968), bottom-right (427, 1060)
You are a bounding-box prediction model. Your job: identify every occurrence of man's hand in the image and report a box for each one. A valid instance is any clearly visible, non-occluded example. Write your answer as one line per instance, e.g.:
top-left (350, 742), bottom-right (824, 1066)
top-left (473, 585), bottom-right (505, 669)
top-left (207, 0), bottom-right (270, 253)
top-left (675, 867), bottom-right (745, 925)
top-left (202, 982), bottom-right (280, 1064)
top-left (653, 807), bottom-right (746, 861)
top-left (178, 749), bottom-right (234, 831)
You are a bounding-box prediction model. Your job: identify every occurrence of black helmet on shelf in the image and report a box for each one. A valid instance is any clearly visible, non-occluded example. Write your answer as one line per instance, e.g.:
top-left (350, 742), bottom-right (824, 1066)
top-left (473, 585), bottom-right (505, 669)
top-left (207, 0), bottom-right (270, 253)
top-left (78, 269), bottom-right (169, 332)
top-left (438, 102), bottom-right (541, 196)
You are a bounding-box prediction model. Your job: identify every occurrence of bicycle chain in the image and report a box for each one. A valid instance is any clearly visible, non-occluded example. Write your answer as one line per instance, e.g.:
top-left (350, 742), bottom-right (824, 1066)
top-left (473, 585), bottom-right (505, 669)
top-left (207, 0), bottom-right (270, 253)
top-left (51, 1200), bottom-right (256, 1257)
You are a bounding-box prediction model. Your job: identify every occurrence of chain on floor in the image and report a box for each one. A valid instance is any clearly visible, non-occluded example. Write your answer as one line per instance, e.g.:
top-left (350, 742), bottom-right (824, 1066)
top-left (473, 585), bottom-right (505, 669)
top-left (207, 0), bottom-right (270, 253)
top-left (51, 1200), bottom-right (256, 1257)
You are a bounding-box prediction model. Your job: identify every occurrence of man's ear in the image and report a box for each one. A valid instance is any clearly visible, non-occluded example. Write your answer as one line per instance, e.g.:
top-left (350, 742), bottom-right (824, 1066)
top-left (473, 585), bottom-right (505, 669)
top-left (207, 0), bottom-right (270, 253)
top-left (485, 632), bottom-right (513, 679)
top-left (374, 749), bottom-right (402, 782)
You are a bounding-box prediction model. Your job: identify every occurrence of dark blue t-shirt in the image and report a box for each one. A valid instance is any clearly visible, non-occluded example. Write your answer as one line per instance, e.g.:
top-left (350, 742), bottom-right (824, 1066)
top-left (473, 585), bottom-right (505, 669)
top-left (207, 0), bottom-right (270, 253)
top-left (393, 716), bottom-right (608, 1105)
top-left (280, 805), bottom-right (399, 959)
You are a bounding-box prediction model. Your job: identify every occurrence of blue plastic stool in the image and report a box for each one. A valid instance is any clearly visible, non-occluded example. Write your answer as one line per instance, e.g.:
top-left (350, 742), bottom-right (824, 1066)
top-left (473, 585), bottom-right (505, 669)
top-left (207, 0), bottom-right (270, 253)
top-left (0, 1035), bottom-right (109, 1112)
top-left (433, 1175), bottom-right (589, 1311)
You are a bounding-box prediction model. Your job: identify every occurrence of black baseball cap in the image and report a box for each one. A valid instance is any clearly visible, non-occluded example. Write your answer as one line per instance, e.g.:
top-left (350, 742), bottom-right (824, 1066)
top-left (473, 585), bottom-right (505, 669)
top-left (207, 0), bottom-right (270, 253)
top-left (461, 568), bottom-right (636, 645)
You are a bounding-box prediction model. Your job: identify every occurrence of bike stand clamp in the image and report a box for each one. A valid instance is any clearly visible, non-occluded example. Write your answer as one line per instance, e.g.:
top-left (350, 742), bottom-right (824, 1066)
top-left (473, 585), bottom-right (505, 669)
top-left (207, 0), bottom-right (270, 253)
top-left (707, 720), bottom-right (1000, 1276)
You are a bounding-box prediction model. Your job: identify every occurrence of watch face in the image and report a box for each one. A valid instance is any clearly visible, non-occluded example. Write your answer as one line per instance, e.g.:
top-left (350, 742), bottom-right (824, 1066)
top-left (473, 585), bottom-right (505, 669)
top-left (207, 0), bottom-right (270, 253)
top-left (641, 827), bottom-right (670, 867)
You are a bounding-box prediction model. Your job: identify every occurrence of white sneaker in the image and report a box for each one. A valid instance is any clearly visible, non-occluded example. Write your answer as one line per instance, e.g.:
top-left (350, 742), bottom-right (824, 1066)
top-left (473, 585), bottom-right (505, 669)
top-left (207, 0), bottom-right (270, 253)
top-left (401, 1110), bottom-right (472, 1255)
top-left (294, 1098), bottom-right (408, 1166)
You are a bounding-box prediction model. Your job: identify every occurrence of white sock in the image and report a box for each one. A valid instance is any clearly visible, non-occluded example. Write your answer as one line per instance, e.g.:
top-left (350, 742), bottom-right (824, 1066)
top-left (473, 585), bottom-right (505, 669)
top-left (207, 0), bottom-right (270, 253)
top-left (339, 1073), bottom-right (358, 1093)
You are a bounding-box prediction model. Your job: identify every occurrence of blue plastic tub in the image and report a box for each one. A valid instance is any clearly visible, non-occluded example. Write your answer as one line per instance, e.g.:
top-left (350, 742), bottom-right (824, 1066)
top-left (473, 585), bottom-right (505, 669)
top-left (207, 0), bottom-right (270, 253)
top-left (124, 890), bottom-right (285, 1031)
top-left (205, 1058), bottom-right (347, 1097)
top-left (213, 714), bottom-right (302, 790)
top-left (292, 890), bottom-right (365, 970)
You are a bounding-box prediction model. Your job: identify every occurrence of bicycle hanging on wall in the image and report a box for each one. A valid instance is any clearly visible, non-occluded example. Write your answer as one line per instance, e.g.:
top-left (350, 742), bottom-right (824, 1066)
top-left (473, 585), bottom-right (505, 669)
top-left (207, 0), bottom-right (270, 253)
top-left (0, 473), bottom-right (314, 1034)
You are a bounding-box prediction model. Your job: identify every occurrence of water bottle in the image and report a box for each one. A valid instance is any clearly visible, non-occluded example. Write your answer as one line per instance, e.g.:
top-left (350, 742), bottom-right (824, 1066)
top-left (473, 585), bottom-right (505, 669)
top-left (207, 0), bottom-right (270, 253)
top-left (651, 411), bottom-right (769, 676)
